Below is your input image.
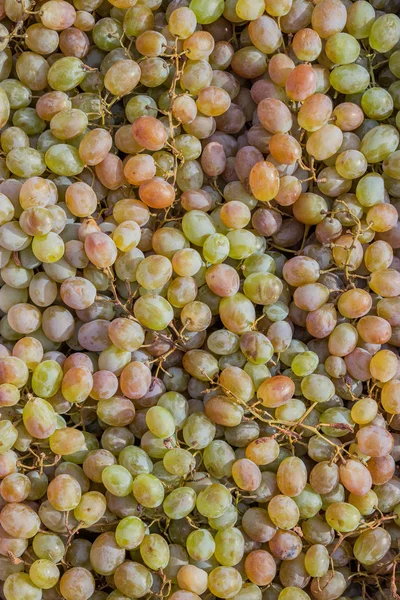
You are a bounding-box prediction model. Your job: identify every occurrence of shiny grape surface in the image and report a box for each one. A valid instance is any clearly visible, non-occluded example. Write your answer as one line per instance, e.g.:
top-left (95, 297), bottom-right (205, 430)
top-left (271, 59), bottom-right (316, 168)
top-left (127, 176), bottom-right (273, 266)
top-left (0, 0), bottom-right (399, 599)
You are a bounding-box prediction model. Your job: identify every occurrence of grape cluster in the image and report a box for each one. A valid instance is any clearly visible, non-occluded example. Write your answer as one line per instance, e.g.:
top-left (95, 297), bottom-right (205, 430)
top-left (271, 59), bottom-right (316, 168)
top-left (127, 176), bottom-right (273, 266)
top-left (0, 0), bottom-right (400, 599)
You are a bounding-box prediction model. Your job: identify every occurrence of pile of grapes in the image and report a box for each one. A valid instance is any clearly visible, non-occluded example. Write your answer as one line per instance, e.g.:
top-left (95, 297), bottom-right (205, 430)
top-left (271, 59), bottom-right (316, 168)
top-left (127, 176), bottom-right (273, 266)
top-left (2, 0), bottom-right (400, 598)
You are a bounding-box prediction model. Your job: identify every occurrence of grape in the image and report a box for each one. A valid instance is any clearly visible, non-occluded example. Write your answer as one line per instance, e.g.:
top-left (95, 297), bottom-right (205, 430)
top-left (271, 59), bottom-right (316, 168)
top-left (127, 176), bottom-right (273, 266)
top-left (268, 495), bottom-right (300, 530)
top-left (115, 516), bottom-right (145, 550)
top-left (59, 567), bottom-right (95, 600)
top-left (89, 531), bottom-right (125, 576)
top-left (369, 14), bottom-right (400, 53)
top-left (353, 527), bottom-right (391, 565)
top-left (47, 473), bottom-right (81, 511)
top-left (0, 502), bottom-right (41, 538)
top-left (23, 396), bottom-right (57, 438)
top-left (347, 1), bottom-right (375, 39)
top-left (114, 561), bottom-right (152, 598)
top-left (189, 0), bottom-right (224, 25)
top-left (32, 532), bottom-right (65, 562)
top-left (360, 124), bottom-right (399, 163)
top-left (3, 573), bottom-right (42, 600)
top-left (177, 565), bottom-right (208, 595)
top-left (286, 64), bottom-right (316, 101)
top-left (29, 560), bottom-right (60, 590)
top-left (208, 566), bottom-right (242, 598)
top-left (244, 549), bottom-right (276, 586)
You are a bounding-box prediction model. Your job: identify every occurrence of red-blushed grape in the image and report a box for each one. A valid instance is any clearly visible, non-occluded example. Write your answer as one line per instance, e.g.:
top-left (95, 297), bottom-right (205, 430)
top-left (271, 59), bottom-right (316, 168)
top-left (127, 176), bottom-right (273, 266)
top-left (292, 27), bottom-right (322, 61)
top-left (357, 425), bottom-right (394, 458)
top-left (289, 68), bottom-right (318, 106)
top-left (298, 93), bottom-right (333, 132)
top-left (258, 98), bottom-right (292, 135)
top-left (244, 549), bottom-right (276, 586)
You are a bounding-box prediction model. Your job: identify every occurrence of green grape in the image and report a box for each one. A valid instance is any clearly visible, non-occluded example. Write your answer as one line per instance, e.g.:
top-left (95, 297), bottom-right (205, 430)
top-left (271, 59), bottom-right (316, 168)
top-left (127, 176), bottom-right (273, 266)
top-left (125, 95), bottom-right (158, 122)
top-left (1, 126), bottom-right (29, 153)
top-left (183, 413), bottom-right (216, 448)
top-left (353, 527), bottom-right (391, 565)
top-left (294, 484), bottom-right (322, 519)
top-left (361, 87), bottom-right (393, 120)
top-left (214, 527), bottom-right (244, 567)
top-left (3, 573), bottom-right (42, 600)
top-left (325, 502), bottom-right (361, 532)
top-left (203, 440), bottom-right (235, 479)
top-left (123, 5), bottom-right (154, 38)
top-left (175, 134), bottom-right (202, 160)
top-left (319, 407), bottom-right (355, 437)
top-left (196, 483), bottom-right (232, 518)
top-left (279, 589), bottom-right (310, 600)
top-left (346, 1), bottom-right (375, 39)
top-left (157, 393), bottom-right (188, 429)
top-left (203, 233), bottom-right (230, 264)
top-left (325, 33), bottom-right (360, 65)
top-left (141, 431), bottom-right (177, 459)
top-left (369, 13), bottom-right (400, 53)
top-left (390, 50), bottom-right (400, 79)
top-left (29, 560), bottom-right (60, 589)
top-left (227, 229), bottom-right (256, 260)
top-left (0, 86), bottom-right (10, 128)
top-left (163, 447), bottom-right (194, 476)
top-left (140, 533), bottom-right (170, 570)
top-left (301, 374), bottom-right (335, 403)
top-left (243, 272), bottom-right (282, 306)
top-left (114, 561), bottom-right (152, 598)
top-left (74, 491), bottom-right (107, 526)
top-left (240, 331), bottom-right (273, 365)
top-left (163, 487), bottom-right (196, 519)
top-left (93, 17), bottom-right (123, 51)
top-left (32, 360), bottom-right (63, 398)
top-left (0, 420), bottom-right (17, 454)
top-left (209, 504), bottom-right (238, 531)
top-left (243, 254), bottom-right (276, 278)
top-left (186, 528), bottom-right (216, 561)
top-left (304, 544), bottom-right (329, 578)
top-left (360, 124), bottom-right (399, 163)
top-left (32, 533), bottom-right (65, 562)
top-left (32, 232), bottom-right (64, 264)
top-left (182, 210), bottom-right (216, 246)
top-left (48, 57), bottom-right (87, 91)
top-left (189, 0), bottom-right (224, 24)
top-left (0, 79), bottom-right (31, 110)
top-left (182, 349), bottom-right (219, 381)
top-left (356, 172), bottom-right (385, 207)
top-left (335, 149), bottom-right (367, 179)
top-left (243, 363), bottom-right (271, 390)
top-left (268, 495), bottom-right (300, 530)
top-left (118, 446), bottom-right (153, 477)
top-left (208, 566), bottom-right (242, 598)
top-left (13, 107), bottom-right (45, 136)
top-left (132, 473), bottom-right (164, 508)
top-left (45, 144), bottom-right (84, 176)
top-left (102, 464), bottom-right (133, 497)
top-left (6, 148), bottom-right (46, 178)
top-left (290, 351), bottom-right (319, 377)
top-left (349, 490), bottom-right (378, 516)
top-left (330, 64), bottom-right (370, 94)
top-left (320, 484), bottom-right (346, 511)
top-left (146, 405), bottom-right (176, 438)
top-left (133, 295), bottom-right (174, 331)
top-left (23, 396), bottom-right (57, 439)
